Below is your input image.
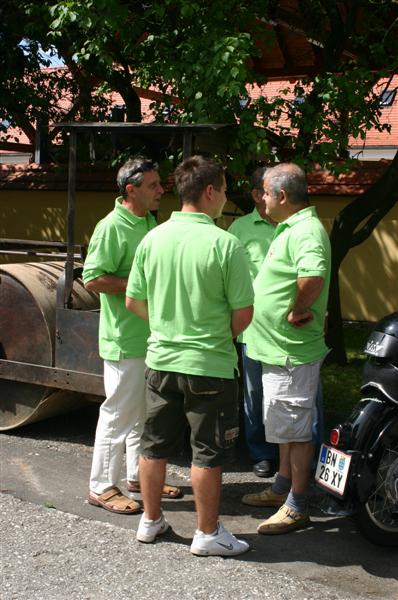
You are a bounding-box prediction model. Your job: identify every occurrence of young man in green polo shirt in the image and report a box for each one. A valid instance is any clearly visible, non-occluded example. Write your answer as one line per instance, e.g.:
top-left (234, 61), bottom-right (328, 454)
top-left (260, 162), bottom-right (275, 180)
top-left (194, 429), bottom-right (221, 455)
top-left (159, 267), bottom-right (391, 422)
top-left (242, 163), bottom-right (331, 534)
top-left (83, 156), bottom-right (182, 515)
top-left (228, 167), bottom-right (277, 478)
top-left (126, 155), bottom-right (254, 556)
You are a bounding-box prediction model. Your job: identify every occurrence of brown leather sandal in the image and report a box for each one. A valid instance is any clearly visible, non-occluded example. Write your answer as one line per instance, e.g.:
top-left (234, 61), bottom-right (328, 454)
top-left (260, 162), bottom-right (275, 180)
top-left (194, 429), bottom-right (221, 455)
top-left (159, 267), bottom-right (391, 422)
top-left (127, 481), bottom-right (184, 499)
top-left (88, 486), bottom-right (141, 514)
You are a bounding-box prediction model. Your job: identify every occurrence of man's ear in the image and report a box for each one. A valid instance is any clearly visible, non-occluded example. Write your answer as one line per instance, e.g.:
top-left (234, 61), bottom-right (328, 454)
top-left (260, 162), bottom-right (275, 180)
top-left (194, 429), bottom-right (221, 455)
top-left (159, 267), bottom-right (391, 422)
top-left (125, 182), bottom-right (136, 197)
top-left (204, 183), bottom-right (213, 200)
top-left (279, 188), bottom-right (287, 205)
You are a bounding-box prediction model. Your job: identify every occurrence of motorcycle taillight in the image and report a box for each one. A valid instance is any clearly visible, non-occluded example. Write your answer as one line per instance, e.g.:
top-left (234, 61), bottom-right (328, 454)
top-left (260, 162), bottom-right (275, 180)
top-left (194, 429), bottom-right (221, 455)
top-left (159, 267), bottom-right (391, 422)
top-left (330, 428), bottom-right (341, 446)
top-left (329, 423), bottom-right (353, 448)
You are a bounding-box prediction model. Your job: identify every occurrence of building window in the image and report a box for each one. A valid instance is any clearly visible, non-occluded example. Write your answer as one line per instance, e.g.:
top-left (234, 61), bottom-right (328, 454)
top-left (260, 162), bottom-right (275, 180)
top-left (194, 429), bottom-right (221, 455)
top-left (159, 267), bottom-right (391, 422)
top-left (293, 95), bottom-right (305, 106)
top-left (379, 89), bottom-right (396, 107)
top-left (0, 119), bottom-right (11, 131)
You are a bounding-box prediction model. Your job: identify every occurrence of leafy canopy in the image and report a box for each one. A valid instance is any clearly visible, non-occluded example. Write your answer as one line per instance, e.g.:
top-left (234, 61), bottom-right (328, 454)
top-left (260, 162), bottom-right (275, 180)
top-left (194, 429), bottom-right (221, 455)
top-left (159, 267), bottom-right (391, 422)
top-left (2, 1), bottom-right (398, 174)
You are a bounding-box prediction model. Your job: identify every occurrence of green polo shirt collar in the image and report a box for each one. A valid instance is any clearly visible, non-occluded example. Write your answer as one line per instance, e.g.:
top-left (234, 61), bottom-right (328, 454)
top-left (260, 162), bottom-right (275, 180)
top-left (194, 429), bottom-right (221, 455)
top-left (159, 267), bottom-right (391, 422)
top-left (240, 207), bottom-right (271, 225)
top-left (170, 211), bottom-right (215, 225)
top-left (251, 207), bottom-right (267, 224)
top-left (274, 205), bottom-right (316, 235)
top-left (115, 197), bottom-right (151, 226)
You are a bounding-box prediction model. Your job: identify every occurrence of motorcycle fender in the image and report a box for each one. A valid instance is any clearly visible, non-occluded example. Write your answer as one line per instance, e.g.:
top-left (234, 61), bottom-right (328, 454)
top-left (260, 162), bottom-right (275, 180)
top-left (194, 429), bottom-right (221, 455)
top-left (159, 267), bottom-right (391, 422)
top-left (356, 414), bottom-right (398, 501)
top-left (376, 416), bottom-right (398, 449)
top-left (349, 399), bottom-right (392, 446)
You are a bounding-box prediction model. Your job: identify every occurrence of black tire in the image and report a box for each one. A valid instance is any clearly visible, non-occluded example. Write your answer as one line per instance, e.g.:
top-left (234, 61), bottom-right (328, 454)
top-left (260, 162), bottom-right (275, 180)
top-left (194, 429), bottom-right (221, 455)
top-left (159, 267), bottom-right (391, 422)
top-left (354, 443), bottom-right (398, 547)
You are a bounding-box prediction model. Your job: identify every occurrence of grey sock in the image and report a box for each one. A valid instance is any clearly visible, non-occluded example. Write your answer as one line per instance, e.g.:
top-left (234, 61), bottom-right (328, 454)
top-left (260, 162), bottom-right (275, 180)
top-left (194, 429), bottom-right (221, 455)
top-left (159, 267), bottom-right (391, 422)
top-left (285, 491), bottom-right (307, 514)
top-left (271, 474), bottom-right (291, 495)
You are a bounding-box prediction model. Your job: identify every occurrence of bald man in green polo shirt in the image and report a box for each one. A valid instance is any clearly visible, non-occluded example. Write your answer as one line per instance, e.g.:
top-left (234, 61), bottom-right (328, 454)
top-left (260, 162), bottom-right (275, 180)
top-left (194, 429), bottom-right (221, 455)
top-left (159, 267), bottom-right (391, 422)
top-left (242, 163), bottom-right (331, 535)
top-left (126, 155), bottom-right (254, 556)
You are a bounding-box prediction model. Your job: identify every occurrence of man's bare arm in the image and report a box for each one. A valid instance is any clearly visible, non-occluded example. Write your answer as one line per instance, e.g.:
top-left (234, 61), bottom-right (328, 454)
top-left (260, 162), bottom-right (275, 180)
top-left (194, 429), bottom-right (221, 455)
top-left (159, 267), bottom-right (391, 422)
top-left (231, 306), bottom-right (253, 338)
top-left (126, 297), bottom-right (149, 321)
top-left (288, 276), bottom-right (324, 327)
top-left (85, 274), bottom-right (127, 294)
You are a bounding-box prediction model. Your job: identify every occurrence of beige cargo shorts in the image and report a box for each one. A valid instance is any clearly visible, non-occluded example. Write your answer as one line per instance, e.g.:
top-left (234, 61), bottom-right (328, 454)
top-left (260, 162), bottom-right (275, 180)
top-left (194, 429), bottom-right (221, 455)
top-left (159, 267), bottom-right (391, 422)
top-left (261, 359), bottom-right (322, 443)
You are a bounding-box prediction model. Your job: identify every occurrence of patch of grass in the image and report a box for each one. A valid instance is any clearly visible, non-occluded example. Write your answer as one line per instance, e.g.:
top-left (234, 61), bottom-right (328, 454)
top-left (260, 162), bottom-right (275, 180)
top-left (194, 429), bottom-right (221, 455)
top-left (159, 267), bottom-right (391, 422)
top-left (322, 322), bottom-right (373, 423)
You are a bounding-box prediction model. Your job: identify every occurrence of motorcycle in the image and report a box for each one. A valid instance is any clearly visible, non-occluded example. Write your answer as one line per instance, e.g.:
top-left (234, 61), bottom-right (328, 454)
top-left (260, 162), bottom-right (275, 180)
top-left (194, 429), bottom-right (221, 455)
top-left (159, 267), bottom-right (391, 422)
top-left (315, 312), bottom-right (398, 546)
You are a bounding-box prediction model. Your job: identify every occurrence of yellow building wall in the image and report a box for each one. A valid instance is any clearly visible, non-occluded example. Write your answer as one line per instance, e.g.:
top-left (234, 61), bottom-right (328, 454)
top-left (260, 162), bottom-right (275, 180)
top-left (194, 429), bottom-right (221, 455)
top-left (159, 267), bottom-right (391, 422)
top-left (1, 190), bottom-right (397, 322)
top-left (311, 196), bottom-right (398, 322)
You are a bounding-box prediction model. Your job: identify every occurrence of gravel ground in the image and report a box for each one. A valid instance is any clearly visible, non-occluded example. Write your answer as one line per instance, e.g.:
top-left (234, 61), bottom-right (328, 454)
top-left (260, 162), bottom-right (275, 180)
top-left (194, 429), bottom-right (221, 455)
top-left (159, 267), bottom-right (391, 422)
top-left (0, 493), bottom-right (383, 600)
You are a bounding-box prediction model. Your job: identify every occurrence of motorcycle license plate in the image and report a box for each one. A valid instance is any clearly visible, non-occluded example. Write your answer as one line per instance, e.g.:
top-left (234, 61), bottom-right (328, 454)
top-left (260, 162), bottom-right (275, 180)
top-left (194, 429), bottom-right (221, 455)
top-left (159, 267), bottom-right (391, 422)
top-left (315, 444), bottom-right (352, 496)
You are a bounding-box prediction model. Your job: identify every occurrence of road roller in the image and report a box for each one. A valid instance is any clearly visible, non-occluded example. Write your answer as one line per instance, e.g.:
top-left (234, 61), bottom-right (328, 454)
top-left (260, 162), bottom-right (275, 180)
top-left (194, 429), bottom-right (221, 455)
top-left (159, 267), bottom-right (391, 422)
top-left (0, 258), bottom-right (104, 430)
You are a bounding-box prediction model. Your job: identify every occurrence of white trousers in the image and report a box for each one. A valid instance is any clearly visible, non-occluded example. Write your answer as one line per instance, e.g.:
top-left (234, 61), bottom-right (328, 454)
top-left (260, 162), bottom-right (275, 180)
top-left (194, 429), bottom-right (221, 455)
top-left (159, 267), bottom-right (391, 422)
top-left (90, 357), bottom-right (146, 494)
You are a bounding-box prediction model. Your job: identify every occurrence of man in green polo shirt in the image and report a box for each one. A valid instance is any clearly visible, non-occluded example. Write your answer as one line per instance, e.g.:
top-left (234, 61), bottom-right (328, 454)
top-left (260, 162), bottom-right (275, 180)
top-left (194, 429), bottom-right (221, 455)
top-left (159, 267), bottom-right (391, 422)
top-left (83, 156), bottom-right (181, 515)
top-left (126, 155), bottom-right (253, 556)
top-left (228, 167), bottom-right (277, 478)
top-left (242, 163), bottom-right (331, 535)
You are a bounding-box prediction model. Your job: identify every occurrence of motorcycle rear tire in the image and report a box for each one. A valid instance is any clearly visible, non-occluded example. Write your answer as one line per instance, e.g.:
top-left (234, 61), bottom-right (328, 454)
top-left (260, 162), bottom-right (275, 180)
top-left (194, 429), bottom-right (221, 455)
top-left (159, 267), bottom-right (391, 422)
top-left (354, 443), bottom-right (398, 547)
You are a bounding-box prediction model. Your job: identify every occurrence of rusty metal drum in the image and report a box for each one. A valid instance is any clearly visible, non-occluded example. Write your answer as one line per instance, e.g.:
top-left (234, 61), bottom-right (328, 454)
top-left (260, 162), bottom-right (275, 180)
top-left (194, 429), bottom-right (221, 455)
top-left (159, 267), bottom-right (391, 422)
top-left (0, 261), bottom-right (101, 430)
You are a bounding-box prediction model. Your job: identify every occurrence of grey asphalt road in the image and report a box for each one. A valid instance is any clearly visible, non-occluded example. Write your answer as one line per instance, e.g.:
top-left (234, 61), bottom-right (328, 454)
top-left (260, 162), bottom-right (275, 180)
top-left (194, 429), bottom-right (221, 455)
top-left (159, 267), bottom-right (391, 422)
top-left (1, 404), bottom-right (397, 600)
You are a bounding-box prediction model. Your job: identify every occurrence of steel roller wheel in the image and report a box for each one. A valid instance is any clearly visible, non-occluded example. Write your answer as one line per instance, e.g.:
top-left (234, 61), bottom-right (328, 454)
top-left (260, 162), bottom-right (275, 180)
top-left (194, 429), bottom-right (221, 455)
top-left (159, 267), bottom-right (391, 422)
top-left (0, 261), bottom-right (100, 430)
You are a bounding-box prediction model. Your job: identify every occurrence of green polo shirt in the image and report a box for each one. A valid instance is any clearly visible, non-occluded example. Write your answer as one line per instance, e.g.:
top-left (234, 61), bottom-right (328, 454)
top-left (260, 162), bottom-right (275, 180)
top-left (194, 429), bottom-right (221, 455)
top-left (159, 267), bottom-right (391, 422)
top-left (127, 211), bottom-right (254, 378)
top-left (228, 208), bottom-right (275, 343)
top-left (83, 197), bottom-right (156, 360)
top-left (246, 206), bottom-right (331, 366)
top-left (228, 208), bottom-right (275, 279)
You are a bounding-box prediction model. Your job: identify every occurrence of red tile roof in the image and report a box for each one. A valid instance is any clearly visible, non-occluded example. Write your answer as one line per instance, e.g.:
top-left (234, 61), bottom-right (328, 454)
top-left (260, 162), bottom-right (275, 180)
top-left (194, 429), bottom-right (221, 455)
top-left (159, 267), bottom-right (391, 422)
top-left (247, 76), bottom-right (398, 149)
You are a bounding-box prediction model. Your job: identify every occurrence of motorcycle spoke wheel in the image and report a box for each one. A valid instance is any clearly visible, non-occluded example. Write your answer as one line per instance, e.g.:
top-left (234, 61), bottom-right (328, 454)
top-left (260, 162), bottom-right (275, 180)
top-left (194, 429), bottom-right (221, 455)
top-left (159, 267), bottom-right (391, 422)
top-left (356, 446), bottom-right (398, 546)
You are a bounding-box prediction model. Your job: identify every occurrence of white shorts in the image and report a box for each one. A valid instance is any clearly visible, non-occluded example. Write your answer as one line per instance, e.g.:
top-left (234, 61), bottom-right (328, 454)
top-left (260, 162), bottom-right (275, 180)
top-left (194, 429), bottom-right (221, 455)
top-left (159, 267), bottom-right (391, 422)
top-left (262, 360), bottom-right (322, 444)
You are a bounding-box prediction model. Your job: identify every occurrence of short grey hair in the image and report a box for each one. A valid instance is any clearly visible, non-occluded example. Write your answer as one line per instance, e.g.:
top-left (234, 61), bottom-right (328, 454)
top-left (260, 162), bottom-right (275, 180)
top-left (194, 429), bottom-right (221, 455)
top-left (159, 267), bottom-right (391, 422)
top-left (117, 155), bottom-right (159, 198)
top-left (266, 163), bottom-right (308, 205)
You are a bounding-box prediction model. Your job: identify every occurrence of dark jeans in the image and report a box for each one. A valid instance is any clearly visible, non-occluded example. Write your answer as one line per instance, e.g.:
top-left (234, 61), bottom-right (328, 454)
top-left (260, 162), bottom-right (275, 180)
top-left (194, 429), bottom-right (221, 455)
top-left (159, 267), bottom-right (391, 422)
top-left (241, 344), bottom-right (276, 463)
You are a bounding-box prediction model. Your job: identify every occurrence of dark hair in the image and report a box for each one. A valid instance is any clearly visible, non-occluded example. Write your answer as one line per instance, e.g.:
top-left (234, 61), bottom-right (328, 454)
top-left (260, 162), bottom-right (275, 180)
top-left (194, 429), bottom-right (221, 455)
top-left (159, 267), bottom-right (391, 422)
top-left (117, 155), bottom-right (159, 198)
top-left (266, 163), bottom-right (308, 205)
top-left (174, 155), bottom-right (225, 204)
top-left (250, 166), bottom-right (268, 191)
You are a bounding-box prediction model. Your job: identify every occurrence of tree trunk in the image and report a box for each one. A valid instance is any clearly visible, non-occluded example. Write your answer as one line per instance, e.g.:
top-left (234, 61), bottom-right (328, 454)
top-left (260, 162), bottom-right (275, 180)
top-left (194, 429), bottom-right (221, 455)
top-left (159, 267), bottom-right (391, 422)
top-left (326, 151), bottom-right (398, 364)
top-left (108, 68), bottom-right (142, 122)
top-left (325, 256), bottom-right (347, 364)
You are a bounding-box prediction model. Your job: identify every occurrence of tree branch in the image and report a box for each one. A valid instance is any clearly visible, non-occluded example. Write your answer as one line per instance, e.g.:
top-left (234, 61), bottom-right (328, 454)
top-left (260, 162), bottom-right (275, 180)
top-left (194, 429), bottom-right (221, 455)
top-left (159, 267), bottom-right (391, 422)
top-left (351, 201), bottom-right (397, 248)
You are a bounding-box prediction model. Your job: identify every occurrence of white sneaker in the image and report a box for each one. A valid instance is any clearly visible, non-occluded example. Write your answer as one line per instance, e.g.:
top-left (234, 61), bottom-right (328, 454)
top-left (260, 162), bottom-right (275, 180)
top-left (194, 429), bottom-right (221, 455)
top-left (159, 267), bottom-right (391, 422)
top-left (136, 512), bottom-right (169, 543)
top-left (190, 522), bottom-right (250, 557)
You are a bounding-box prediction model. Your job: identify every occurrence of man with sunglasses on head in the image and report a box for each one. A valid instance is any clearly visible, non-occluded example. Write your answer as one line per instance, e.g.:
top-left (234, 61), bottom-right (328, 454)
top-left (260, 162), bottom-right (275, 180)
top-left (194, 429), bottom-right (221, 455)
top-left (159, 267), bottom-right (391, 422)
top-left (83, 156), bottom-right (182, 515)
